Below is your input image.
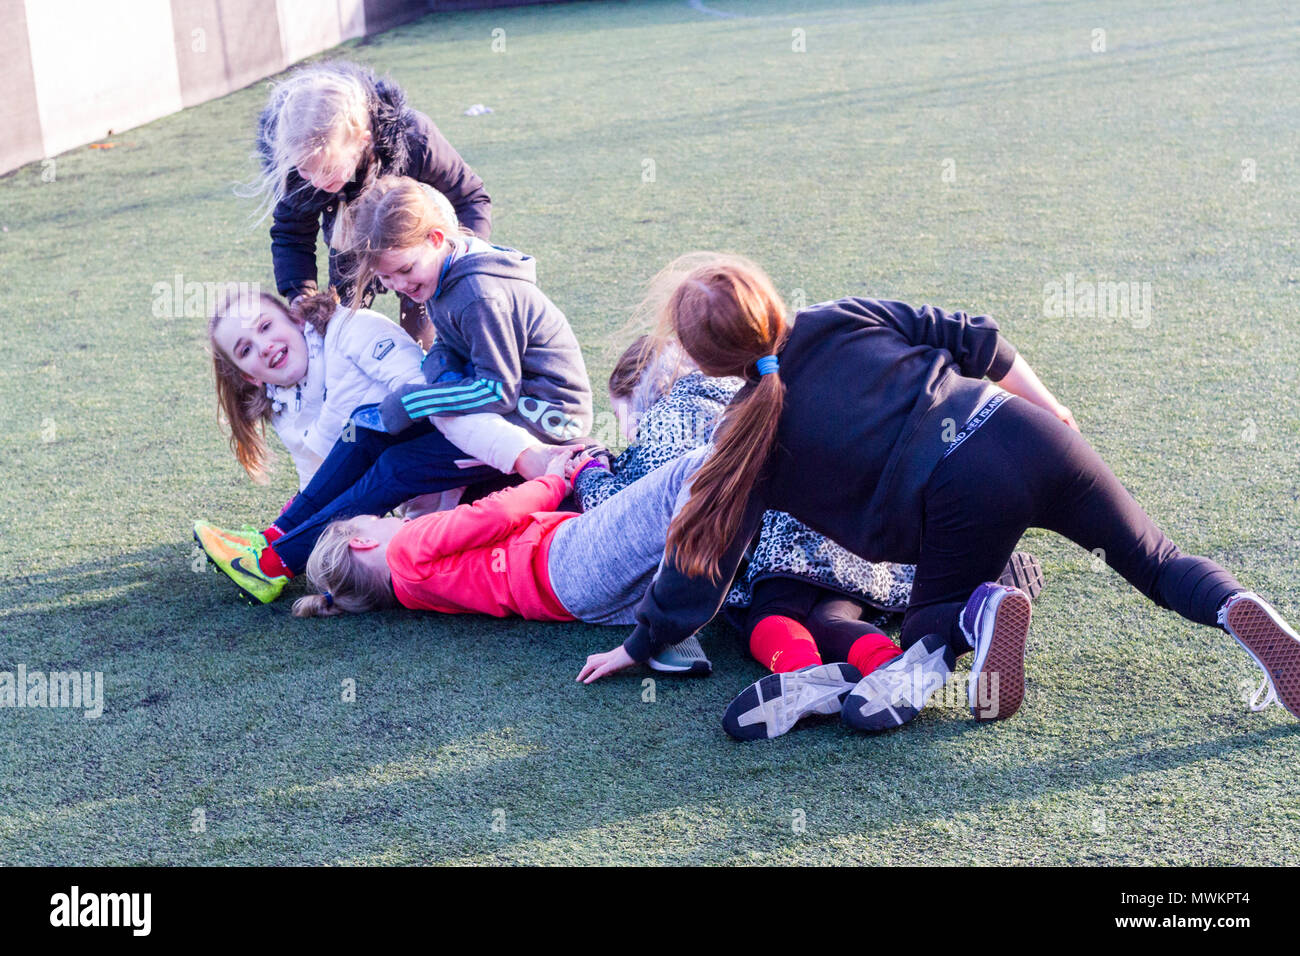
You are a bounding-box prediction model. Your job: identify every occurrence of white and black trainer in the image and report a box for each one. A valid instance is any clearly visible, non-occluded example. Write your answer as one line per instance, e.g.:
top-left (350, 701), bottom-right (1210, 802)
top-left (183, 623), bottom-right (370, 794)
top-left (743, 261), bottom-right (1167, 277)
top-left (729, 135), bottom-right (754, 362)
top-left (841, 633), bottom-right (956, 732)
top-left (722, 662), bottom-right (862, 741)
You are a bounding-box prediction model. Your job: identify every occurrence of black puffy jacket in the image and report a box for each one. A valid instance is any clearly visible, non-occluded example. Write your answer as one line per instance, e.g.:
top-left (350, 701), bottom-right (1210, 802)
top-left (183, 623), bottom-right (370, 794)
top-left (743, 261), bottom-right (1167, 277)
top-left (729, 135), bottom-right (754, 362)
top-left (256, 62), bottom-right (492, 302)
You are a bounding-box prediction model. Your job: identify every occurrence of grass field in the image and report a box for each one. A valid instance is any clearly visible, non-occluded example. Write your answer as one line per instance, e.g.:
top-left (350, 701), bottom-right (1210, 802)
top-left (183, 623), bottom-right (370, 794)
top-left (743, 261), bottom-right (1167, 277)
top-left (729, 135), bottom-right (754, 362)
top-left (1, 0), bottom-right (1298, 865)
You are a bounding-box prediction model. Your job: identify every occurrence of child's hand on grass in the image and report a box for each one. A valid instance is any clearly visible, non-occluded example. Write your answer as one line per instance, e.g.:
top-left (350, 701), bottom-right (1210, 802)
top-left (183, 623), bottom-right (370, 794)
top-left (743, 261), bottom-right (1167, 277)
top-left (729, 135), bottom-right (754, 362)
top-left (577, 645), bottom-right (636, 684)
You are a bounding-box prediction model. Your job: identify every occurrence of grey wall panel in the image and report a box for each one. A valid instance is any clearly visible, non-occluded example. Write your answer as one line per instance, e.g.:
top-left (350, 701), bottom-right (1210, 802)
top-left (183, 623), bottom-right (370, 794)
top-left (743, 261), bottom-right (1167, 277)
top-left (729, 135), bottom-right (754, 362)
top-left (172, 0), bottom-right (286, 108)
top-left (0, 0), bottom-right (47, 176)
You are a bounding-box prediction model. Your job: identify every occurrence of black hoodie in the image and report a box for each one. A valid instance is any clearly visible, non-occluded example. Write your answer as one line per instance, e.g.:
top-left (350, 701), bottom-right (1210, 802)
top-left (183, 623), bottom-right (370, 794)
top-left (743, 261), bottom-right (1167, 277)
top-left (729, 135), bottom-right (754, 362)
top-left (256, 62), bottom-right (492, 301)
top-left (622, 297), bottom-right (1019, 662)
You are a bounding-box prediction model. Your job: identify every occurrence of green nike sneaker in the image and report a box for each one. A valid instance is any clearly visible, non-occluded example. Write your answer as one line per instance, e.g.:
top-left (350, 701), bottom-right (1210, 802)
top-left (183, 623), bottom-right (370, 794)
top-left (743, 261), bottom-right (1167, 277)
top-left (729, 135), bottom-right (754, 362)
top-left (194, 521), bottom-right (286, 605)
top-left (191, 522), bottom-right (267, 553)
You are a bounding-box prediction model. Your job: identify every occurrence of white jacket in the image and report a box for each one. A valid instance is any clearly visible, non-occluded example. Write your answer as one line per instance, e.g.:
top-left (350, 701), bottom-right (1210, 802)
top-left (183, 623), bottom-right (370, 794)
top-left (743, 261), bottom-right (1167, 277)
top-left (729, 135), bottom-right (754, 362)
top-left (270, 307), bottom-right (536, 489)
top-left (266, 326), bottom-right (327, 489)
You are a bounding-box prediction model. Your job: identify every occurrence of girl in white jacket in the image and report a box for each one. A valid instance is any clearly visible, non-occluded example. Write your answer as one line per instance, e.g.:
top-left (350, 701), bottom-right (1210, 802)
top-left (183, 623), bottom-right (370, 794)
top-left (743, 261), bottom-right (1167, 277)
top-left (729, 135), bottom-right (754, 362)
top-left (240, 291), bottom-right (540, 489)
top-left (200, 288), bottom-right (555, 601)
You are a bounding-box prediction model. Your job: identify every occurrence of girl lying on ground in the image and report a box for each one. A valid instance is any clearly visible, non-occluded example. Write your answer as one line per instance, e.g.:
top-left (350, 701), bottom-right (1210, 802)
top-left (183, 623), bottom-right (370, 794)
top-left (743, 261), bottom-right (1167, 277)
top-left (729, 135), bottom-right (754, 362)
top-left (290, 446), bottom-right (708, 629)
top-left (576, 254), bottom-right (1300, 739)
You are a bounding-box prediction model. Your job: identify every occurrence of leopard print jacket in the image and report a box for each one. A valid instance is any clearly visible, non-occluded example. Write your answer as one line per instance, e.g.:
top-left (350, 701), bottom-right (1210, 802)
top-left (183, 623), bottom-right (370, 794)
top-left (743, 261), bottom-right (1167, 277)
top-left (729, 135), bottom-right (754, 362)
top-left (573, 372), bottom-right (915, 613)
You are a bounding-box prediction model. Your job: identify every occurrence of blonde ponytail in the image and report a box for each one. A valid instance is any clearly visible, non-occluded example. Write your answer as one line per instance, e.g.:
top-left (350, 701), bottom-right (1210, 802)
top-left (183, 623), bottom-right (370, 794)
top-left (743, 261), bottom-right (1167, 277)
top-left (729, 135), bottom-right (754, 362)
top-left (292, 519), bottom-right (399, 617)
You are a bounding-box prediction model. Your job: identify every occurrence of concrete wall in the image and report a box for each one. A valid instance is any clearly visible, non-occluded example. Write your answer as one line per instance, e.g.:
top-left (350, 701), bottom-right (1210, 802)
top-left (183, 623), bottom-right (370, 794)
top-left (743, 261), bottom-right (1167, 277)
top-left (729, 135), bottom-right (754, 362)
top-left (0, 0), bottom-right (452, 175)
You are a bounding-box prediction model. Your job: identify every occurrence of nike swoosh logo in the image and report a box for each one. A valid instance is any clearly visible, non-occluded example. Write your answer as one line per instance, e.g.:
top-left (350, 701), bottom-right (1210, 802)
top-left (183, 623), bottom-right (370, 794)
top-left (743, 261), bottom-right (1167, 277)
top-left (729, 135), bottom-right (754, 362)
top-left (230, 557), bottom-right (265, 582)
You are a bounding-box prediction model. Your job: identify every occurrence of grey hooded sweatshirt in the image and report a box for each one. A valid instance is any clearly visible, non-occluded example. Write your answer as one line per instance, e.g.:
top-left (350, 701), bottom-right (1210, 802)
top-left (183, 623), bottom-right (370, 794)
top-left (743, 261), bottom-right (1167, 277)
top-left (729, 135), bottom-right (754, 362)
top-left (378, 238), bottom-right (592, 443)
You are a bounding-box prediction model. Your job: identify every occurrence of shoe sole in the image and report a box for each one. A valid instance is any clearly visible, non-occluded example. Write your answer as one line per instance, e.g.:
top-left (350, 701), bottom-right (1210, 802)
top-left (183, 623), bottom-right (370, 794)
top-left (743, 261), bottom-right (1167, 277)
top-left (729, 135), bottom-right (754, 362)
top-left (842, 640), bottom-right (952, 732)
top-left (647, 636), bottom-right (712, 676)
top-left (722, 663), bottom-right (859, 741)
top-left (1222, 595), bottom-right (1300, 720)
top-left (647, 659), bottom-right (712, 676)
top-left (998, 552), bottom-right (1045, 603)
top-left (969, 588), bottom-right (1031, 721)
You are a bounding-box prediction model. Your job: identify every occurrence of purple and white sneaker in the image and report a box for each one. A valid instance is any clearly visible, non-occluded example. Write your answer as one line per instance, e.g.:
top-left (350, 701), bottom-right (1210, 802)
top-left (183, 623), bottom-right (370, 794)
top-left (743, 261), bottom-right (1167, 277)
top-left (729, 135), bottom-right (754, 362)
top-left (960, 582), bottom-right (1032, 721)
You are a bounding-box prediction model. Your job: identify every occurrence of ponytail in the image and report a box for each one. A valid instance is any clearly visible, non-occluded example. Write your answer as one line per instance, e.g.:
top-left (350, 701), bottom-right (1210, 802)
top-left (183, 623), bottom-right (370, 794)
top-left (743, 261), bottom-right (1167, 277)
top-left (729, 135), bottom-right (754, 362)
top-left (667, 372), bottom-right (784, 580)
top-left (662, 254), bottom-right (790, 580)
top-left (291, 593), bottom-right (346, 618)
top-left (291, 518), bottom-right (399, 617)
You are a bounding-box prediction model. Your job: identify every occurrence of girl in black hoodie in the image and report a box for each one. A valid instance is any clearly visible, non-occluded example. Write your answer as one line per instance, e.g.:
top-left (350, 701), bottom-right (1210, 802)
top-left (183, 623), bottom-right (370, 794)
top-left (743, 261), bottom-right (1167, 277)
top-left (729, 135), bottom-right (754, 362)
top-left (577, 254), bottom-right (1300, 741)
top-left (249, 61), bottom-right (491, 348)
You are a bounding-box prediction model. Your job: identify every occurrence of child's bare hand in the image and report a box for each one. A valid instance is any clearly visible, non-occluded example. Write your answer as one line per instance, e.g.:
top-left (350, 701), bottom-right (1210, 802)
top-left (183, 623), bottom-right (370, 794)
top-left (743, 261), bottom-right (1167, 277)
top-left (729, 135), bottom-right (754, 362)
top-left (564, 451), bottom-right (594, 480)
top-left (1054, 404), bottom-right (1080, 432)
top-left (576, 645), bottom-right (636, 683)
top-left (514, 445), bottom-right (552, 480)
top-left (544, 446), bottom-right (583, 481)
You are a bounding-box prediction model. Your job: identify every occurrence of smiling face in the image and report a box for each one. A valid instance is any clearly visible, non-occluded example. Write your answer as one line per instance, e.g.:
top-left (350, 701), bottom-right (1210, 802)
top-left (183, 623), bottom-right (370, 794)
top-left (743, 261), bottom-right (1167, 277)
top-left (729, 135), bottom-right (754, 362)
top-left (212, 298), bottom-right (309, 388)
top-left (372, 233), bottom-right (449, 302)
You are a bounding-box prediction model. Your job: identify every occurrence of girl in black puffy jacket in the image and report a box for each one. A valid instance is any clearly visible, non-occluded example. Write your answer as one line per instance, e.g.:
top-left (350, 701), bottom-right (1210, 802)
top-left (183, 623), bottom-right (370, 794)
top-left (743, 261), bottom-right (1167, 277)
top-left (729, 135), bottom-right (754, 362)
top-left (248, 61), bottom-right (491, 348)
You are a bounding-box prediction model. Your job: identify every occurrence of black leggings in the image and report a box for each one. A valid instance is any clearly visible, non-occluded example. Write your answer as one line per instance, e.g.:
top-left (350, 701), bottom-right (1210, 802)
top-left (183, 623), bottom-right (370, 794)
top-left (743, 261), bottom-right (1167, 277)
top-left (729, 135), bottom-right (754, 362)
top-left (745, 576), bottom-right (883, 663)
top-left (903, 397), bottom-right (1241, 654)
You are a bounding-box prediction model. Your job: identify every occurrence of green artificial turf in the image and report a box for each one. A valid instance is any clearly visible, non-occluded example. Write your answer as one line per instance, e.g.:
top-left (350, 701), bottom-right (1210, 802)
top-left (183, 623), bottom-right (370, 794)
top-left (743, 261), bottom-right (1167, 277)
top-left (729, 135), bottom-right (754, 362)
top-left (1, 0), bottom-right (1297, 865)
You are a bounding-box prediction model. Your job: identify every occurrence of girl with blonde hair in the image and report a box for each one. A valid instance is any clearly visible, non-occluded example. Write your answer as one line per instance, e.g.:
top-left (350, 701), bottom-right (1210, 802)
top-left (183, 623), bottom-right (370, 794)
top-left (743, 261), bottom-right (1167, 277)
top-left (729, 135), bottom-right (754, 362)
top-left (249, 61), bottom-right (491, 348)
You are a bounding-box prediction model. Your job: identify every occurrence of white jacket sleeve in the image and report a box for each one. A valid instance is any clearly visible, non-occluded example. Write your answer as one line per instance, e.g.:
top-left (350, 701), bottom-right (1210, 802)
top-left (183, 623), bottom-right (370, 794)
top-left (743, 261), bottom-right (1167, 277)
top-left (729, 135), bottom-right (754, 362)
top-left (432, 413), bottom-right (537, 474)
top-left (301, 308), bottom-right (425, 460)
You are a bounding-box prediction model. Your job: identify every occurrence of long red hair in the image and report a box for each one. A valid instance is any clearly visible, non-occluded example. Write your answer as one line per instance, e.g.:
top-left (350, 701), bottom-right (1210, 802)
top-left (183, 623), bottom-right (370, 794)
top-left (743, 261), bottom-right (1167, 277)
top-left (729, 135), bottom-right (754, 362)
top-left (661, 254), bottom-right (790, 580)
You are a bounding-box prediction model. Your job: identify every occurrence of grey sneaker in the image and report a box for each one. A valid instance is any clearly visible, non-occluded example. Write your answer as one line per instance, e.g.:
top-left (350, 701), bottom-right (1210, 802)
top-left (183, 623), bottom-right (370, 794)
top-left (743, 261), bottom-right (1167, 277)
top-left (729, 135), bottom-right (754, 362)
top-left (648, 634), bottom-right (712, 676)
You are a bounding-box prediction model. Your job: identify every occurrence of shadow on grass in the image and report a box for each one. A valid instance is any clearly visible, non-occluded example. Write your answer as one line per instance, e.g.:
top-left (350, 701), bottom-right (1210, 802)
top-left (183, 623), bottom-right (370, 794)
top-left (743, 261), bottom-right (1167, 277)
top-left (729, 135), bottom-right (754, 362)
top-left (4, 533), bottom-right (1296, 864)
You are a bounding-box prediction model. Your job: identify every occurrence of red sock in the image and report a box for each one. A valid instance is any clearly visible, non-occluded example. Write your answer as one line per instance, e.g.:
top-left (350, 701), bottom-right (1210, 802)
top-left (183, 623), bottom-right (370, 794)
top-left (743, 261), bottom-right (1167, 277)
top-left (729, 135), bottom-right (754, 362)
top-left (750, 616), bottom-right (822, 673)
top-left (258, 545), bottom-right (292, 579)
top-left (847, 631), bottom-right (901, 677)
top-left (263, 524), bottom-right (284, 544)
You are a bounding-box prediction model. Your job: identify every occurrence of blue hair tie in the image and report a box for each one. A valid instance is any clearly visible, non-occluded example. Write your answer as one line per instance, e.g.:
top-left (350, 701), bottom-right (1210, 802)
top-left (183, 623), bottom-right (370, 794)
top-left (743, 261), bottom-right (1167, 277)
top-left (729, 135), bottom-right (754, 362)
top-left (756, 355), bottom-right (779, 376)
top-left (323, 591), bottom-right (335, 608)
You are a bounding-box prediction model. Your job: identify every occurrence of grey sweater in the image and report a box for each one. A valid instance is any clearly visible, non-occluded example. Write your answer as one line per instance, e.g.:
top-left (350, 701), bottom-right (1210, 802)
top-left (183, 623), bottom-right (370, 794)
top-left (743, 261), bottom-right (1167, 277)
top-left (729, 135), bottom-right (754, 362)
top-left (379, 239), bottom-right (592, 443)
